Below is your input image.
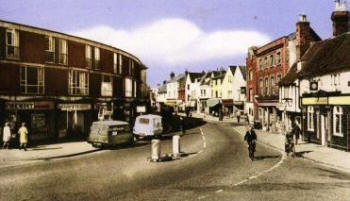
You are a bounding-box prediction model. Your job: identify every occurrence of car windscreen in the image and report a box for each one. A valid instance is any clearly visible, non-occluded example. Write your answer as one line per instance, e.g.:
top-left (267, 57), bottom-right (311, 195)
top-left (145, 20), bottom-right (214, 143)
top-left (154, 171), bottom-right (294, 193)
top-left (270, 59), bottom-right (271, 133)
top-left (138, 118), bottom-right (150, 124)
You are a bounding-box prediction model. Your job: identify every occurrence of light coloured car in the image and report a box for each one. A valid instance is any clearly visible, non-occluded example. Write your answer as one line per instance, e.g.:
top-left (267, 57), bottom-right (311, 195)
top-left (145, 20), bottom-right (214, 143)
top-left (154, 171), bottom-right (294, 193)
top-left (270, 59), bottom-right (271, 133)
top-left (87, 120), bottom-right (133, 148)
top-left (133, 114), bottom-right (163, 140)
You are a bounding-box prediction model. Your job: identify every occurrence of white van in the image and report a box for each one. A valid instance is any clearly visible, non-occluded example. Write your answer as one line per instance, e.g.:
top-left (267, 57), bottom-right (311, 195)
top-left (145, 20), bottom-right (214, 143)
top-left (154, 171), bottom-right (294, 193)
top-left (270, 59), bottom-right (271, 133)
top-left (133, 114), bottom-right (163, 140)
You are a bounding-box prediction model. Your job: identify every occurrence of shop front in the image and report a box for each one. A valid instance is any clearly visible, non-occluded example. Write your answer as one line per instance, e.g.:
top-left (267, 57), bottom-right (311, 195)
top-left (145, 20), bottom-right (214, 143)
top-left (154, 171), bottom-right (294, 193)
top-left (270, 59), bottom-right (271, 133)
top-left (5, 101), bottom-right (56, 142)
top-left (57, 103), bottom-right (92, 140)
top-left (302, 96), bottom-right (350, 151)
top-left (222, 99), bottom-right (233, 117)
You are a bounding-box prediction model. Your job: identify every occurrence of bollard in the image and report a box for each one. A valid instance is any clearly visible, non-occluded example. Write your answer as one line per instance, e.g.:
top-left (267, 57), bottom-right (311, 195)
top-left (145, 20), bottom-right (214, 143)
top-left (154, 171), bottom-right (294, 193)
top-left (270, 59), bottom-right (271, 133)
top-left (151, 138), bottom-right (161, 162)
top-left (172, 135), bottom-right (181, 159)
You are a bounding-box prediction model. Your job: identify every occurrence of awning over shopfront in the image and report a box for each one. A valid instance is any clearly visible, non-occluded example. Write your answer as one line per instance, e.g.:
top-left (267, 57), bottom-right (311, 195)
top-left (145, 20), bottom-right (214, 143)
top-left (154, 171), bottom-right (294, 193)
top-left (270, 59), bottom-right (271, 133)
top-left (222, 99), bottom-right (233, 106)
top-left (257, 102), bottom-right (278, 107)
top-left (164, 100), bottom-right (177, 107)
top-left (207, 98), bottom-right (221, 108)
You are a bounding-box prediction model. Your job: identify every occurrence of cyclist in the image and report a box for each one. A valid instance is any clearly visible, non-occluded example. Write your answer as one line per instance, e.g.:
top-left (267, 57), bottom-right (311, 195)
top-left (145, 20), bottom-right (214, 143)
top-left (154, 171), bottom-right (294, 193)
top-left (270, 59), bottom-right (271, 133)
top-left (244, 125), bottom-right (257, 161)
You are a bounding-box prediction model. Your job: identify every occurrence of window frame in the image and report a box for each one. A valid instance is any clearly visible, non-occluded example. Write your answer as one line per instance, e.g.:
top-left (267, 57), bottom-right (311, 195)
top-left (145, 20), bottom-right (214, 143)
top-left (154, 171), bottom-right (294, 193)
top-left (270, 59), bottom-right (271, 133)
top-left (5, 29), bottom-right (20, 59)
top-left (333, 106), bottom-right (343, 137)
top-left (68, 70), bottom-right (89, 96)
top-left (20, 66), bottom-right (45, 95)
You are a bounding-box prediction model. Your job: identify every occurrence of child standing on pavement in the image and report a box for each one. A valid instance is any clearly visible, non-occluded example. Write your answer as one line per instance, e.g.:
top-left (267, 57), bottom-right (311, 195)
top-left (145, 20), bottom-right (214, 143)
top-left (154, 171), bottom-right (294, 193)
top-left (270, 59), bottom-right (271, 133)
top-left (18, 122), bottom-right (28, 151)
top-left (2, 122), bottom-right (11, 149)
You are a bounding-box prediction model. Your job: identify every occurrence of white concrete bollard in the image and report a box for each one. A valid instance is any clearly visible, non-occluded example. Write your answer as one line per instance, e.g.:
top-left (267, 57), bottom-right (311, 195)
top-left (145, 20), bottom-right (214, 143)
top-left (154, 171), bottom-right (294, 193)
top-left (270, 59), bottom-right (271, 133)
top-left (151, 139), bottom-right (161, 162)
top-left (172, 135), bottom-right (181, 158)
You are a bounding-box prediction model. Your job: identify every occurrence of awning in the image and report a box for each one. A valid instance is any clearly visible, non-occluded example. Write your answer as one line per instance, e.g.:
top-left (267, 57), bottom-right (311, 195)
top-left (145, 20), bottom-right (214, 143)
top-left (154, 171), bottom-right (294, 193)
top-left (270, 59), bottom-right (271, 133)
top-left (165, 101), bottom-right (177, 107)
top-left (256, 102), bottom-right (278, 107)
top-left (207, 98), bottom-right (221, 107)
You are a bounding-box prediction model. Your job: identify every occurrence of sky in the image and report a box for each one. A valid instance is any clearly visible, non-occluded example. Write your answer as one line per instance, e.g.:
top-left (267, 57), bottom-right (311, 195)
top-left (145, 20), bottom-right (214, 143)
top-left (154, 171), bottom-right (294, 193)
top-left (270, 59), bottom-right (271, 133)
top-left (0, 0), bottom-right (337, 86)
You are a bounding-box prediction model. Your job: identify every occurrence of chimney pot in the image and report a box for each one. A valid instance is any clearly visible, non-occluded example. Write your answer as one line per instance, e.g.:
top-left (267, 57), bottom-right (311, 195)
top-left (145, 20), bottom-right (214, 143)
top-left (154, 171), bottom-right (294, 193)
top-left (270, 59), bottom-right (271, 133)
top-left (299, 14), bottom-right (307, 22)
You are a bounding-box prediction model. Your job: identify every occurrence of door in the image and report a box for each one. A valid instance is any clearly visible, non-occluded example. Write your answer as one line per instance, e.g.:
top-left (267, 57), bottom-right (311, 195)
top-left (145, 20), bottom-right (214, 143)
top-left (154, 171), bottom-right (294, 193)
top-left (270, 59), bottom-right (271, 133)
top-left (320, 113), bottom-right (328, 146)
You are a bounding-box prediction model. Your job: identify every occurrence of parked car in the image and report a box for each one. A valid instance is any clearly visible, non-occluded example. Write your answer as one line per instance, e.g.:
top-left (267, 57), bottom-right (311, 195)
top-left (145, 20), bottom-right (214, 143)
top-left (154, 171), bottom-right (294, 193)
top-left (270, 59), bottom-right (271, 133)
top-left (87, 120), bottom-right (133, 148)
top-left (133, 114), bottom-right (163, 140)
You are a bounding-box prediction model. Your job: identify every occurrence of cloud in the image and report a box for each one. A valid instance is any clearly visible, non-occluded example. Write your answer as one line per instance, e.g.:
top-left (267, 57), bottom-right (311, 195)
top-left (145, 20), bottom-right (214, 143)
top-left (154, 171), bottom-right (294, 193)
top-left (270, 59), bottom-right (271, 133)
top-left (71, 18), bottom-right (271, 67)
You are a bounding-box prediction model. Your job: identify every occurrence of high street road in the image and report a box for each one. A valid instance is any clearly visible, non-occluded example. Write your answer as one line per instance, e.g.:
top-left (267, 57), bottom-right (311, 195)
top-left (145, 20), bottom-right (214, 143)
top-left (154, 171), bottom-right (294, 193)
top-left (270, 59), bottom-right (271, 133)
top-left (0, 123), bottom-right (350, 201)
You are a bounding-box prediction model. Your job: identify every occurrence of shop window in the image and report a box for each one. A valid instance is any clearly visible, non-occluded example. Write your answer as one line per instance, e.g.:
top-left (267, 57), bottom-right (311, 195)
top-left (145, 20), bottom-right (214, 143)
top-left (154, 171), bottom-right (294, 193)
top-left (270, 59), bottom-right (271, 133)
top-left (307, 106), bottom-right (314, 131)
top-left (125, 78), bottom-right (132, 97)
top-left (58, 39), bottom-right (67, 65)
top-left (6, 29), bottom-right (19, 59)
top-left (20, 66), bottom-right (45, 95)
top-left (101, 75), bottom-right (113, 97)
top-left (45, 36), bottom-right (55, 63)
top-left (333, 106), bottom-right (343, 137)
top-left (68, 70), bottom-right (89, 95)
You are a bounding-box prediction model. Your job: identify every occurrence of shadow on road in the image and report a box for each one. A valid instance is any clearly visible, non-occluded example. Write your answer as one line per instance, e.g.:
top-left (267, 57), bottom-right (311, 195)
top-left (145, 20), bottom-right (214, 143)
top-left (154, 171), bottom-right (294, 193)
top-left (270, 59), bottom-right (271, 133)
top-left (254, 155), bottom-right (281, 161)
top-left (294, 151), bottom-right (313, 158)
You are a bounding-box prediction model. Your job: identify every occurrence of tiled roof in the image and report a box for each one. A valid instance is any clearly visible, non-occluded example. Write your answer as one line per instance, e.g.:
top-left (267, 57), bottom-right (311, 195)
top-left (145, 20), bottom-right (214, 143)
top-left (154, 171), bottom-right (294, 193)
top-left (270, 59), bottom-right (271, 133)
top-left (279, 63), bottom-right (298, 86)
top-left (298, 33), bottom-right (350, 79)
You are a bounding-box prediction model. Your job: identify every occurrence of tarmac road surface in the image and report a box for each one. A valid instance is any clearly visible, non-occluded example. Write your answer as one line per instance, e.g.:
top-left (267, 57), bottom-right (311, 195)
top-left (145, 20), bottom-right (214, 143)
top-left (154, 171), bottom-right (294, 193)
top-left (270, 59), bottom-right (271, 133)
top-left (0, 123), bottom-right (349, 201)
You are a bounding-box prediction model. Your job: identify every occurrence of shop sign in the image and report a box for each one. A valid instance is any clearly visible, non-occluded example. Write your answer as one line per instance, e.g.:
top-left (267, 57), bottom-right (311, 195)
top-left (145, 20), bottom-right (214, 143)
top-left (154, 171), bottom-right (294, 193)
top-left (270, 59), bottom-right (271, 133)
top-left (5, 102), bottom-right (34, 110)
top-left (58, 103), bottom-right (91, 111)
top-left (329, 96), bottom-right (350, 105)
top-left (136, 106), bottom-right (146, 113)
top-left (302, 97), bottom-right (328, 105)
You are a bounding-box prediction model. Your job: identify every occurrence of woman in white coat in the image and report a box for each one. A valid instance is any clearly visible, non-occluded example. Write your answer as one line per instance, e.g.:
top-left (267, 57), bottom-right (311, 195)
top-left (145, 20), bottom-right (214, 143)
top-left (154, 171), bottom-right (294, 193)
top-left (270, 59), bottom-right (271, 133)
top-left (2, 122), bottom-right (11, 149)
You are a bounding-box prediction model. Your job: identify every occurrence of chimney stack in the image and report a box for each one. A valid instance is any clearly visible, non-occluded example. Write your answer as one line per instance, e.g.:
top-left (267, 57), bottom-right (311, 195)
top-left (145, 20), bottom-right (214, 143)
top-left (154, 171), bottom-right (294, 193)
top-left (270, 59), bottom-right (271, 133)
top-left (296, 14), bottom-right (311, 59)
top-left (331, 0), bottom-right (349, 37)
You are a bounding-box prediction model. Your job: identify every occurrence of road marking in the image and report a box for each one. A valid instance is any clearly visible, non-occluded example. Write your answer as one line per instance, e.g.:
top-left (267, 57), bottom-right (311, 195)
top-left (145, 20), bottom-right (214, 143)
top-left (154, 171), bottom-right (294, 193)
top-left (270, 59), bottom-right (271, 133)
top-left (199, 128), bottom-right (207, 149)
top-left (216, 189), bottom-right (223, 193)
top-left (232, 127), bottom-right (286, 186)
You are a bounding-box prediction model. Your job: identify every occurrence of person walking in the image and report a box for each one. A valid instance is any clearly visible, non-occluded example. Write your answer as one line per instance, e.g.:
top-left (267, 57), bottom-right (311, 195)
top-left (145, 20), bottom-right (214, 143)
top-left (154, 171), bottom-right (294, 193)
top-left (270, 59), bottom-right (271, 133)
top-left (2, 122), bottom-right (11, 149)
top-left (292, 121), bottom-right (301, 145)
top-left (18, 122), bottom-right (29, 151)
top-left (180, 116), bottom-right (186, 134)
top-left (244, 125), bottom-right (257, 161)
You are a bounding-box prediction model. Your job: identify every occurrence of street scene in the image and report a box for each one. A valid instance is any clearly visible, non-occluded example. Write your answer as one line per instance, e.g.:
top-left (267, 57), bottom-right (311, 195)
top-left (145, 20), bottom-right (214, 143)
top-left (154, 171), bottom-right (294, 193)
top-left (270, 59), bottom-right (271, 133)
top-left (1, 0), bottom-right (350, 201)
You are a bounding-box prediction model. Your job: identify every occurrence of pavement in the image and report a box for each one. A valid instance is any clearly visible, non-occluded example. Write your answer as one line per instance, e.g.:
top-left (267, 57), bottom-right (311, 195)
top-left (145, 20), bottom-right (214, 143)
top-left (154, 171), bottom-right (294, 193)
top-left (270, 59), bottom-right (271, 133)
top-left (0, 141), bottom-right (99, 168)
top-left (191, 111), bottom-right (350, 173)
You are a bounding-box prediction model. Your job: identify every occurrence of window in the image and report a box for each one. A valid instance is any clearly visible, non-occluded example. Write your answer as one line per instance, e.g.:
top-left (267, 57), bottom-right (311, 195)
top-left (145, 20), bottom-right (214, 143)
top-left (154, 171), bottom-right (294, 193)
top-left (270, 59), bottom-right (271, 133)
top-left (118, 54), bottom-right (122, 74)
top-left (249, 88), bottom-right (253, 102)
top-left (228, 90), bottom-right (232, 97)
top-left (284, 86), bottom-right (289, 99)
top-left (276, 51), bottom-right (281, 64)
top-left (101, 75), bottom-right (113, 97)
top-left (259, 79), bottom-right (263, 95)
top-left (333, 106), bottom-right (343, 137)
top-left (45, 36), bottom-right (55, 63)
top-left (265, 78), bottom-right (269, 96)
top-left (20, 66), bottom-right (44, 94)
top-left (125, 78), bottom-right (132, 97)
top-left (85, 45), bottom-right (92, 68)
top-left (187, 84), bottom-right (190, 90)
top-left (270, 76), bottom-right (275, 95)
top-left (133, 80), bottom-right (137, 97)
top-left (69, 70), bottom-right (89, 95)
top-left (94, 47), bottom-right (100, 69)
top-left (269, 55), bottom-right (274, 67)
top-left (259, 59), bottom-right (263, 70)
top-left (6, 29), bottom-right (19, 58)
top-left (307, 106), bottom-right (314, 131)
top-left (113, 53), bottom-right (117, 73)
top-left (58, 39), bottom-right (67, 65)
top-left (264, 57), bottom-right (268, 68)
top-left (228, 75), bottom-right (232, 83)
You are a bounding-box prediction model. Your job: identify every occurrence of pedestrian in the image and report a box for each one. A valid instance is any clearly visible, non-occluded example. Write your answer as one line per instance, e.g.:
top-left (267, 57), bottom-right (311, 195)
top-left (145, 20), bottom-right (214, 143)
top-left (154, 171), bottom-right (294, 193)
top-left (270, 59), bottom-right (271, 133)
top-left (180, 116), bottom-right (185, 134)
top-left (244, 125), bottom-right (257, 161)
top-left (292, 120), bottom-right (301, 145)
top-left (18, 122), bottom-right (28, 151)
top-left (236, 110), bottom-right (241, 123)
top-left (285, 129), bottom-right (295, 157)
top-left (2, 122), bottom-right (11, 149)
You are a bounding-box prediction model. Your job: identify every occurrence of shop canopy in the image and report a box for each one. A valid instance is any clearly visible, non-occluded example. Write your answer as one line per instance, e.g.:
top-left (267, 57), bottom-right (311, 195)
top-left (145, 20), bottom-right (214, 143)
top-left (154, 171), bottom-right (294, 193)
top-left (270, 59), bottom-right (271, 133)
top-left (207, 98), bottom-right (221, 108)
